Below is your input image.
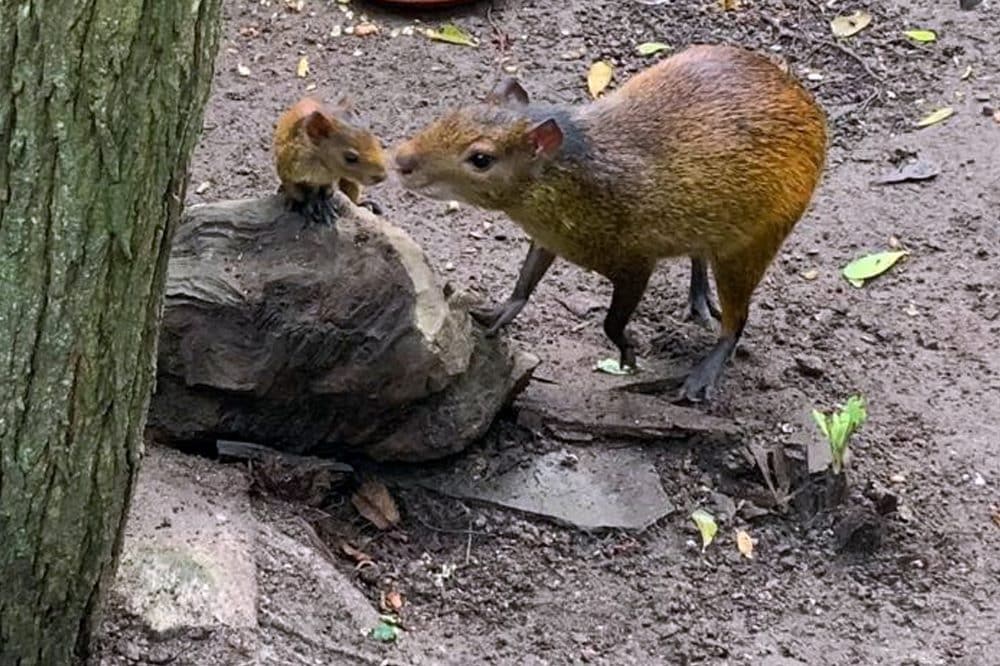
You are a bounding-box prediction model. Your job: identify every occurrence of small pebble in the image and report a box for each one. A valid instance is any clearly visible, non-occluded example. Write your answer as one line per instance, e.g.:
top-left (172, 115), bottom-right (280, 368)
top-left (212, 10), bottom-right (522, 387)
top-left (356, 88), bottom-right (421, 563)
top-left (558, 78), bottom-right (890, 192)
top-left (889, 473), bottom-right (906, 484)
top-left (343, 25), bottom-right (355, 35)
top-left (401, 26), bottom-right (415, 36)
top-left (330, 25), bottom-right (342, 37)
top-left (973, 473), bottom-right (986, 487)
top-left (445, 262), bottom-right (456, 271)
top-left (446, 200), bottom-right (461, 213)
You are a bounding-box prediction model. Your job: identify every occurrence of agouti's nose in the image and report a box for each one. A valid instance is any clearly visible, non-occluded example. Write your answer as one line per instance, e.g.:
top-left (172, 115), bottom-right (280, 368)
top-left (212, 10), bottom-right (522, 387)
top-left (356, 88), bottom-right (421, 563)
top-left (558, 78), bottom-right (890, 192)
top-left (394, 150), bottom-right (419, 176)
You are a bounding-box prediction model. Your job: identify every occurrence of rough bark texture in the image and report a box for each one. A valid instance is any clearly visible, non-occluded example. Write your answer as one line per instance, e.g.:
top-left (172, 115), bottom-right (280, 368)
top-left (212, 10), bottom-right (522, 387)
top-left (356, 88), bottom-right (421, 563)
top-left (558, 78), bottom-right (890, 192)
top-left (0, 2), bottom-right (221, 664)
top-left (149, 194), bottom-right (537, 462)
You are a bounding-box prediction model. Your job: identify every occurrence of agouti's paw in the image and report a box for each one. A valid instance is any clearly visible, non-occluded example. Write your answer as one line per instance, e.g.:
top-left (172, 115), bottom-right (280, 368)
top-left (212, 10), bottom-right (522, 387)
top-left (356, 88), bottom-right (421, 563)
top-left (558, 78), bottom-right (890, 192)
top-left (303, 195), bottom-right (338, 227)
top-left (358, 199), bottom-right (384, 216)
top-left (686, 298), bottom-right (722, 329)
top-left (471, 298), bottom-right (527, 335)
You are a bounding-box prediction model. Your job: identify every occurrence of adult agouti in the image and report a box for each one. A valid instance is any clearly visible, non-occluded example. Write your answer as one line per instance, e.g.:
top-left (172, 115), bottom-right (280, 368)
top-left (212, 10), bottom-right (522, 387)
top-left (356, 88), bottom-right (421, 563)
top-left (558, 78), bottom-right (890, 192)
top-left (393, 45), bottom-right (827, 401)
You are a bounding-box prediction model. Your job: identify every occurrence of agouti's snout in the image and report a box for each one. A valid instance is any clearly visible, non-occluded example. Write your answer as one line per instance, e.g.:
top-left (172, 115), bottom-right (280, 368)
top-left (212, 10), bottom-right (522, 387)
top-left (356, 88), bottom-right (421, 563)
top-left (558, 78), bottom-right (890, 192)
top-left (393, 147), bottom-right (418, 176)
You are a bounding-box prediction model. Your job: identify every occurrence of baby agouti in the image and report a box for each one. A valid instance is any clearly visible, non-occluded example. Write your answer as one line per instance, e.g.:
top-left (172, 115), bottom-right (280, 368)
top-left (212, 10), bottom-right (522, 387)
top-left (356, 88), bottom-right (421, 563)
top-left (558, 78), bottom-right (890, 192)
top-left (393, 44), bottom-right (827, 402)
top-left (274, 96), bottom-right (388, 226)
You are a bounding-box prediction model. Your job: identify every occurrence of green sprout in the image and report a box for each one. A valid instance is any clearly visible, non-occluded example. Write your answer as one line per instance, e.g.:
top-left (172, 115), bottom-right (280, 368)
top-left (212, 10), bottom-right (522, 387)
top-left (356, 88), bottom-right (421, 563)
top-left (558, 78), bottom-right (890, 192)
top-left (812, 395), bottom-right (868, 474)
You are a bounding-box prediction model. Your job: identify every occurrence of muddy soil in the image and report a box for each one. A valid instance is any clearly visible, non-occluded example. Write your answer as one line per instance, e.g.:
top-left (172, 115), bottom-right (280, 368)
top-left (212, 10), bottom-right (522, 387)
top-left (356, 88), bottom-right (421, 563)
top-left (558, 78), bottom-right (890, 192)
top-left (98, 0), bottom-right (999, 664)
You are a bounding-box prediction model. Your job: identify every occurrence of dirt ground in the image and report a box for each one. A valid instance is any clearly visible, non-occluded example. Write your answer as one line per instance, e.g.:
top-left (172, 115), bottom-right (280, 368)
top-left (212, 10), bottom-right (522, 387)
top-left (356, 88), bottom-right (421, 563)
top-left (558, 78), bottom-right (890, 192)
top-left (98, 0), bottom-right (999, 664)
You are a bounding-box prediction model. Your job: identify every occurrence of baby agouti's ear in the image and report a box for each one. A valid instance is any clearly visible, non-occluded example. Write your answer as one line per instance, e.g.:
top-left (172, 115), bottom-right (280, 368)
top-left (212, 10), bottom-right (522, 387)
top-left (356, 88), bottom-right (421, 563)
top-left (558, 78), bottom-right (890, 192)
top-left (526, 118), bottom-right (563, 158)
top-left (336, 95), bottom-right (358, 119)
top-left (304, 111), bottom-right (335, 142)
top-left (487, 77), bottom-right (529, 106)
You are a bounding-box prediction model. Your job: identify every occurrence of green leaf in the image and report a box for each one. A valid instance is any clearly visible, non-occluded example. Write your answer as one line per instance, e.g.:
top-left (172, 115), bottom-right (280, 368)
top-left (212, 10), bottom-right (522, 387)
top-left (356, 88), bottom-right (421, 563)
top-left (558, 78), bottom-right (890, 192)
top-left (636, 42), bottom-right (670, 56)
top-left (594, 357), bottom-right (634, 375)
top-left (904, 29), bottom-right (937, 43)
top-left (690, 509), bottom-right (718, 551)
top-left (915, 106), bottom-right (954, 128)
top-left (842, 250), bottom-right (908, 286)
top-left (370, 619), bottom-right (399, 643)
top-left (425, 24), bottom-right (478, 47)
top-left (811, 409), bottom-right (830, 440)
top-left (831, 11), bottom-right (872, 38)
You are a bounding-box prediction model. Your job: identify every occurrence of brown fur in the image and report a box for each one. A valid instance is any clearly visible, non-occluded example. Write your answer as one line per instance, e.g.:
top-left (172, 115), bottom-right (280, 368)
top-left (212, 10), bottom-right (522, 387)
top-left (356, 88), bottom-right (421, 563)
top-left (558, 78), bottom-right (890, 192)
top-left (395, 45), bottom-right (827, 340)
top-left (273, 97), bottom-right (388, 204)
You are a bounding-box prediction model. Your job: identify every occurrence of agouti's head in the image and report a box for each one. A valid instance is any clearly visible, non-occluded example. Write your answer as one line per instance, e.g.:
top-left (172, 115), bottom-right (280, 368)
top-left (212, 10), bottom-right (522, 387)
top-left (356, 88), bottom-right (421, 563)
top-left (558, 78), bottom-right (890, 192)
top-left (394, 79), bottom-right (565, 209)
top-left (302, 98), bottom-right (388, 186)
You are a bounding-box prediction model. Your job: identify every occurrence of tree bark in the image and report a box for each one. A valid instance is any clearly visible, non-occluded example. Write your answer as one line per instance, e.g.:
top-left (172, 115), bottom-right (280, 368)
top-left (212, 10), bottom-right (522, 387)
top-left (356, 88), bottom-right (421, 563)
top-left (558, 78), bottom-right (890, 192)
top-left (0, 2), bottom-right (221, 663)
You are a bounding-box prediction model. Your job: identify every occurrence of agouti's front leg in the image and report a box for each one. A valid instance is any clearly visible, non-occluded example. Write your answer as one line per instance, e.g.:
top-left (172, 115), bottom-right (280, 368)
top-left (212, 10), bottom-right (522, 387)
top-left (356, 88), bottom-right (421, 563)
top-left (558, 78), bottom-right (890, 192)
top-left (284, 183), bottom-right (337, 226)
top-left (339, 178), bottom-right (383, 216)
top-left (472, 242), bottom-right (555, 335)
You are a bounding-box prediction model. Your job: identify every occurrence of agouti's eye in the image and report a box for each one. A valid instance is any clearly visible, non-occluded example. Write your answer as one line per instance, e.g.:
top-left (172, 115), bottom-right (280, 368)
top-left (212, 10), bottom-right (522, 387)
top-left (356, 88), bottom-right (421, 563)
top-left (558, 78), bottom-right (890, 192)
top-left (467, 152), bottom-right (496, 171)
top-left (344, 150), bottom-right (360, 164)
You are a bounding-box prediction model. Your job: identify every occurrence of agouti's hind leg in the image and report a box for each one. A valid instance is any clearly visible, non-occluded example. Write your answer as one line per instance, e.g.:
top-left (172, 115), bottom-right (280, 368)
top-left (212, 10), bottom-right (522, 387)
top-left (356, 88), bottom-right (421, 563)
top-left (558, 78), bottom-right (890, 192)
top-left (603, 263), bottom-right (655, 371)
top-left (687, 257), bottom-right (722, 326)
top-left (680, 252), bottom-right (767, 402)
top-left (472, 242), bottom-right (555, 335)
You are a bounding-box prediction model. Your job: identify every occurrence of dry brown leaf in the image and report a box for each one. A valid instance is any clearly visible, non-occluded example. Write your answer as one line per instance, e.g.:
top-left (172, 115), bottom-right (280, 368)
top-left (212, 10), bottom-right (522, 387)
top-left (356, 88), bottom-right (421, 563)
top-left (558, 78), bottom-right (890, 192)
top-left (351, 479), bottom-right (400, 530)
top-left (355, 22), bottom-right (379, 37)
top-left (382, 590), bottom-right (404, 612)
top-left (992, 510), bottom-right (1000, 528)
top-left (296, 56), bottom-right (309, 78)
top-left (736, 529), bottom-right (755, 559)
top-left (587, 61), bottom-right (613, 99)
top-left (285, 0), bottom-right (305, 11)
top-left (340, 541), bottom-right (373, 564)
top-left (719, 0), bottom-right (741, 9)
top-left (994, 109), bottom-right (1000, 125)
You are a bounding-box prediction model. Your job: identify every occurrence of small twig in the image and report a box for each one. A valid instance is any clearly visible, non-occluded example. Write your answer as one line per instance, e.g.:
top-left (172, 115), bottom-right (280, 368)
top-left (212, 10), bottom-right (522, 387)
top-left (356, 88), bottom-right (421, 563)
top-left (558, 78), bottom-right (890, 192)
top-left (294, 515), bottom-right (340, 565)
top-left (761, 14), bottom-right (886, 85)
top-left (485, 2), bottom-right (510, 75)
top-left (413, 511), bottom-right (492, 537)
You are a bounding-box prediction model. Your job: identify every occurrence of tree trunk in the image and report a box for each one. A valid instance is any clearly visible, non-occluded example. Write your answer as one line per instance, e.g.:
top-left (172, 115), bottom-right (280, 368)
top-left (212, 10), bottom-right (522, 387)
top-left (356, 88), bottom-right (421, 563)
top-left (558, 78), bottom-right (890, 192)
top-left (0, 2), bottom-right (221, 663)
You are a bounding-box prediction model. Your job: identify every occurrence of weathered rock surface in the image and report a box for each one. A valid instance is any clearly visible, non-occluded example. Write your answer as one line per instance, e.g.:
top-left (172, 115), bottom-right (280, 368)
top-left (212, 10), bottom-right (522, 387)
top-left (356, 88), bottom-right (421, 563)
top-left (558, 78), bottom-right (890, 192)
top-left (148, 193), bottom-right (536, 461)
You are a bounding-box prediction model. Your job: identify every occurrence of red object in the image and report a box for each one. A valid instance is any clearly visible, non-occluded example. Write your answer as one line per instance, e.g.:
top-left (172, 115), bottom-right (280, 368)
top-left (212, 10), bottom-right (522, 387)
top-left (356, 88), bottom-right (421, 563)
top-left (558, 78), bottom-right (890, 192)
top-left (369, 0), bottom-right (478, 7)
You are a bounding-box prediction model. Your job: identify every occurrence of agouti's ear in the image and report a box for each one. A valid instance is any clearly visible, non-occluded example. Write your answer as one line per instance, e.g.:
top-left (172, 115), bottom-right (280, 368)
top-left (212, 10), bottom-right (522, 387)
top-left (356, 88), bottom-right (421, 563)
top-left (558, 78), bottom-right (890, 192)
top-left (304, 111), bottom-right (335, 142)
top-left (526, 118), bottom-right (563, 158)
top-left (336, 95), bottom-right (357, 117)
top-left (487, 77), bottom-right (529, 106)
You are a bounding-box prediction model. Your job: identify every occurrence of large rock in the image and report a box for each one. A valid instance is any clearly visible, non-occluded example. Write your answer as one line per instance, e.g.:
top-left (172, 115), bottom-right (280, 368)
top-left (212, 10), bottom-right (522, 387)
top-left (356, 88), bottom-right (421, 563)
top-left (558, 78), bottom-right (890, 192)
top-left (149, 193), bottom-right (536, 461)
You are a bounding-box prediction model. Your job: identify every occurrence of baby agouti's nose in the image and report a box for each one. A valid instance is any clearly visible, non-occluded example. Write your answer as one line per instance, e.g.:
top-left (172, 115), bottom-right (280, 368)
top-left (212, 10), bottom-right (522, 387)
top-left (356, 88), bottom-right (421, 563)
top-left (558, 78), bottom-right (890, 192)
top-left (394, 149), bottom-right (419, 176)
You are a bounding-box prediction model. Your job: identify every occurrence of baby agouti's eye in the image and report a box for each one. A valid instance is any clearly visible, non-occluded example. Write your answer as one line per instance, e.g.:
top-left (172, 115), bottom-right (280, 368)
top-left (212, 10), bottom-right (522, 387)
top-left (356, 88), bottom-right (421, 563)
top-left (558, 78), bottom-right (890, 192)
top-left (467, 152), bottom-right (496, 171)
top-left (344, 150), bottom-right (360, 164)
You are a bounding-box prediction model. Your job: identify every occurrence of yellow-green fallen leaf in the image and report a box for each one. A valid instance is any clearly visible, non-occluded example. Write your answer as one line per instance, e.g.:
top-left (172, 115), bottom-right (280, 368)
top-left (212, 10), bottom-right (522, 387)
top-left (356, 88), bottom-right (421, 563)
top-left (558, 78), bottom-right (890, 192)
top-left (296, 56), bottom-right (309, 78)
top-left (636, 42), bottom-right (670, 56)
top-left (831, 11), bottom-right (872, 38)
top-left (425, 23), bottom-right (478, 47)
top-left (915, 106), bottom-right (954, 128)
top-left (904, 29), bottom-right (937, 43)
top-left (690, 509), bottom-right (718, 551)
top-left (961, 65), bottom-right (973, 80)
top-left (842, 250), bottom-right (909, 287)
top-left (594, 358), bottom-right (634, 376)
top-left (587, 61), bottom-right (613, 99)
top-left (736, 530), bottom-right (755, 559)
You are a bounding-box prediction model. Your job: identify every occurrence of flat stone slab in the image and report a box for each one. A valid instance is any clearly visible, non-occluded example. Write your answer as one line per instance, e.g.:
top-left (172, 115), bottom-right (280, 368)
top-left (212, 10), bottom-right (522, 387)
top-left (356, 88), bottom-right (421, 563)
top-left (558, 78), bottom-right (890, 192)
top-left (426, 447), bottom-right (674, 531)
top-left (114, 447), bottom-right (258, 636)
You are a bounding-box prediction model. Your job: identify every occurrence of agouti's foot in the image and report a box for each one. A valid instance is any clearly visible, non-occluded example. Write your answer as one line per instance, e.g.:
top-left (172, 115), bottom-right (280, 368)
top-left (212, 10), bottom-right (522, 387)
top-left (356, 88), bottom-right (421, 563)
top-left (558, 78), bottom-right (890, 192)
top-left (358, 199), bottom-right (384, 216)
top-left (471, 298), bottom-right (527, 335)
top-left (676, 334), bottom-right (738, 403)
top-left (302, 194), bottom-right (338, 226)
top-left (687, 296), bottom-right (722, 328)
